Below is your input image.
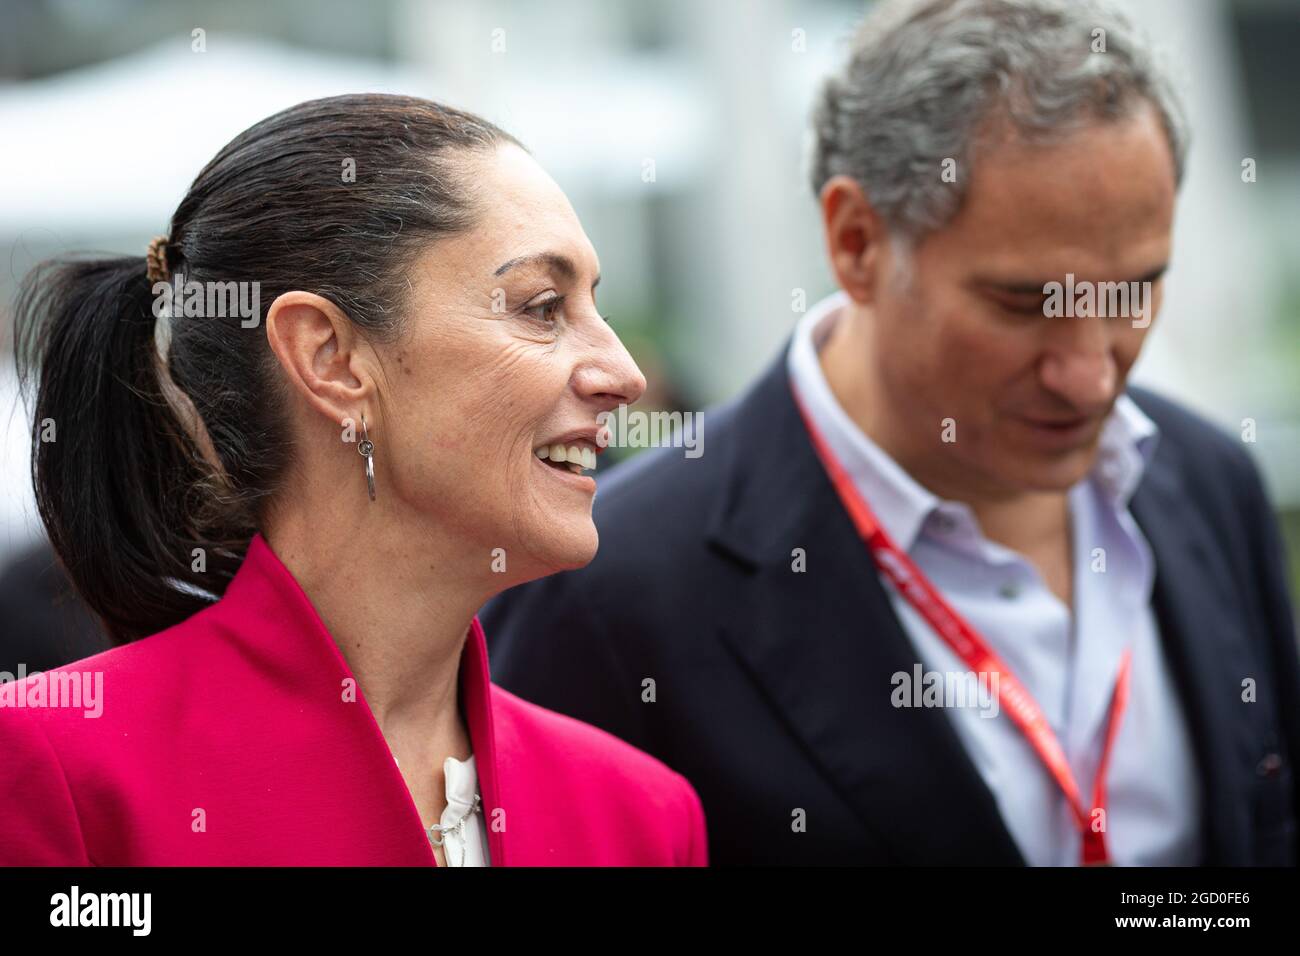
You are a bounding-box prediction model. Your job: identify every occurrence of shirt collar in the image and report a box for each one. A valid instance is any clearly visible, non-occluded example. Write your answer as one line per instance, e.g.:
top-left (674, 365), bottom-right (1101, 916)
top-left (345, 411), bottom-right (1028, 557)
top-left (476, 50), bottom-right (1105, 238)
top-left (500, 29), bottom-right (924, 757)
top-left (1096, 391), bottom-right (1159, 505)
top-left (786, 291), bottom-right (1161, 551)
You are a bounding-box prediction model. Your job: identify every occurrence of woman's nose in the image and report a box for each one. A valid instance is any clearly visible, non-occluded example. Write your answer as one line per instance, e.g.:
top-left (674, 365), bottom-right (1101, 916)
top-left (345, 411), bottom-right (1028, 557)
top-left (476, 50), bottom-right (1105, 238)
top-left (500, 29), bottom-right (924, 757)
top-left (574, 324), bottom-right (647, 409)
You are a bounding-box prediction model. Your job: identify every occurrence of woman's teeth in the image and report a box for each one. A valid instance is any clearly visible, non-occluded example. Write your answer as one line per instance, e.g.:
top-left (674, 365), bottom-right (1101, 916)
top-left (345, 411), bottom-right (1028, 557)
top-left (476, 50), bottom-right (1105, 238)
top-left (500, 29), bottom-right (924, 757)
top-left (535, 443), bottom-right (597, 475)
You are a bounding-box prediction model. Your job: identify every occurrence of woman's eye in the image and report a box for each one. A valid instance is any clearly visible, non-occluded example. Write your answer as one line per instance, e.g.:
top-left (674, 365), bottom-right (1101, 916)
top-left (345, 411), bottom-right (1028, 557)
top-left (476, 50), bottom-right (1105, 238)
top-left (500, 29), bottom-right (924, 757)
top-left (523, 295), bottom-right (563, 324)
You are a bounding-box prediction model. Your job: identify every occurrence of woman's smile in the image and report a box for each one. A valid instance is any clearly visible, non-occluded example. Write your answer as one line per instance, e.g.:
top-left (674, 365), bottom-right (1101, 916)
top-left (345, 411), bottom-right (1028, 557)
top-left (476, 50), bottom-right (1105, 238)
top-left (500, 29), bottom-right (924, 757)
top-left (532, 433), bottom-right (603, 492)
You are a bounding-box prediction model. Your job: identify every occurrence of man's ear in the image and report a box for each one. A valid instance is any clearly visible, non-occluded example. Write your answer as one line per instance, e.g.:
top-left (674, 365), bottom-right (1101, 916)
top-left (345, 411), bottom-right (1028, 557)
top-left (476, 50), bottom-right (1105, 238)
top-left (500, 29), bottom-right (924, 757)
top-left (265, 291), bottom-right (373, 429)
top-left (820, 175), bottom-right (887, 305)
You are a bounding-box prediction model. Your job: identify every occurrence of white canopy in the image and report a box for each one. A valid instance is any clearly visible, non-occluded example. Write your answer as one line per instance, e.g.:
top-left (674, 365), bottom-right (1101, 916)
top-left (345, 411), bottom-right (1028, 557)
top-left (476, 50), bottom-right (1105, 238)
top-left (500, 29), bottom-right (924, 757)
top-left (0, 35), bottom-right (706, 235)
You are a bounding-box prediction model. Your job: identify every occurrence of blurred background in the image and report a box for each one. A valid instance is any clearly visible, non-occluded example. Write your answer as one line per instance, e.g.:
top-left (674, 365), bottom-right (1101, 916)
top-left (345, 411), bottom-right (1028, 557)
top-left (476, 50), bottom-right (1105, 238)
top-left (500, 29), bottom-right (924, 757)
top-left (1, 0), bottom-right (1298, 657)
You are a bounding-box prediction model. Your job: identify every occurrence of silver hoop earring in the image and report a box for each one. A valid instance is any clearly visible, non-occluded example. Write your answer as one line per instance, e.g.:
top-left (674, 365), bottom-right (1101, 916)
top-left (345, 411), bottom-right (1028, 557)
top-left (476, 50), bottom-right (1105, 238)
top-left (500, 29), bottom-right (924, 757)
top-left (358, 414), bottom-right (376, 502)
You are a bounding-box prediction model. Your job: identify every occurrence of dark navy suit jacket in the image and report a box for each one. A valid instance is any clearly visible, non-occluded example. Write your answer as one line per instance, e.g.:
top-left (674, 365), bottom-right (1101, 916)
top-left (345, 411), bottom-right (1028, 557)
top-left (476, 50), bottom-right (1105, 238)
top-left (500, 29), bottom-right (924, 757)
top-left (484, 346), bottom-right (1300, 865)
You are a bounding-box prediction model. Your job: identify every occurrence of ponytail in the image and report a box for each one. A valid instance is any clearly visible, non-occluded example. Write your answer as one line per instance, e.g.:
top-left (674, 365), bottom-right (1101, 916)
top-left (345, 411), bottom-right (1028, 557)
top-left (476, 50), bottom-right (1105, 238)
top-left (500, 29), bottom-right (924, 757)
top-left (14, 256), bottom-right (248, 644)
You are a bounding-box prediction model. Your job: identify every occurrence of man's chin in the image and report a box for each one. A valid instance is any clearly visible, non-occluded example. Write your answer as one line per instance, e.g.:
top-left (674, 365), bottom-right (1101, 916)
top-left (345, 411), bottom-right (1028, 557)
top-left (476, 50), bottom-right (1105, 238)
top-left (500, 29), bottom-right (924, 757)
top-left (998, 448), bottom-right (1098, 494)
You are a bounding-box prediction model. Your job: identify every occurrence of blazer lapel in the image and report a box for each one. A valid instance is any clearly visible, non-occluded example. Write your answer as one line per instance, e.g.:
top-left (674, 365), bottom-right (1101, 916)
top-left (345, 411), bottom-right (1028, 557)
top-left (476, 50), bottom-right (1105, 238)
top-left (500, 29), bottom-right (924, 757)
top-left (707, 350), bottom-right (1024, 864)
top-left (1130, 435), bottom-right (1258, 864)
top-left (228, 534), bottom-right (507, 867)
top-left (460, 617), bottom-right (507, 867)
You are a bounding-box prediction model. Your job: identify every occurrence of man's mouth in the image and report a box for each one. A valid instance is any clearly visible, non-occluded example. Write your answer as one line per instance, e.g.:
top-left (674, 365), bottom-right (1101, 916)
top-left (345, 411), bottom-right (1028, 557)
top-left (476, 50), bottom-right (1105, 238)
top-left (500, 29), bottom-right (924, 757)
top-left (1022, 415), bottom-right (1091, 430)
top-left (1014, 413), bottom-right (1100, 449)
top-left (534, 441), bottom-right (597, 476)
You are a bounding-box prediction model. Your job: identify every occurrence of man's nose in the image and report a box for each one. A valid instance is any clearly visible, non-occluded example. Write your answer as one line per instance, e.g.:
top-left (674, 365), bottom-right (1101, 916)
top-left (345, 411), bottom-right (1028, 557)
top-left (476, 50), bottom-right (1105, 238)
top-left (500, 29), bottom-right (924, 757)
top-left (1038, 327), bottom-right (1117, 412)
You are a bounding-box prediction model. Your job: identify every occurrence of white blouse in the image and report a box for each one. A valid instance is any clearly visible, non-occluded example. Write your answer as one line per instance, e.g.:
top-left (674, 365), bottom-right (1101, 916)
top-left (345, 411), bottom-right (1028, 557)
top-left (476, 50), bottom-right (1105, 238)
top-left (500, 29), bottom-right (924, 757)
top-left (431, 754), bottom-right (491, 867)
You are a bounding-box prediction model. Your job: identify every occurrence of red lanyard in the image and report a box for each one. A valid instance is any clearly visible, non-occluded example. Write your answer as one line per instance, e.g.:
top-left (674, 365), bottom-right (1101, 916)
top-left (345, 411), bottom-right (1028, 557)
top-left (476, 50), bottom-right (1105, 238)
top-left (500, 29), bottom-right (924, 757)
top-left (791, 384), bottom-right (1132, 865)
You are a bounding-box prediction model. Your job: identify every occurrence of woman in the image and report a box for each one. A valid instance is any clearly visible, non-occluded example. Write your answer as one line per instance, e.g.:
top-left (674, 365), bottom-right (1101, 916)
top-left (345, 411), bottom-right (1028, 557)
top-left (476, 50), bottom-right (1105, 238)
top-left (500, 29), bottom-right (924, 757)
top-left (0, 94), bottom-right (706, 866)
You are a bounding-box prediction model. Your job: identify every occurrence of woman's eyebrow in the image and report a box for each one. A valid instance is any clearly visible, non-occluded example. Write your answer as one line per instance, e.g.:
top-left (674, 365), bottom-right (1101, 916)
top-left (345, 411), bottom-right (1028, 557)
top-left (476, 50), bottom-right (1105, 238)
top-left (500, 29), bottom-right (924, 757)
top-left (494, 251), bottom-right (576, 279)
top-left (493, 251), bottom-right (601, 290)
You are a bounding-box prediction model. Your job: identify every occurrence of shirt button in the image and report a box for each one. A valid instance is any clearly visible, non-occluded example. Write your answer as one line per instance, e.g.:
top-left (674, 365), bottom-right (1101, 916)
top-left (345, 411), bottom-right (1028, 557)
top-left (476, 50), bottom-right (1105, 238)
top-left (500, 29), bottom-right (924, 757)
top-left (932, 513), bottom-right (957, 534)
top-left (998, 581), bottom-right (1021, 600)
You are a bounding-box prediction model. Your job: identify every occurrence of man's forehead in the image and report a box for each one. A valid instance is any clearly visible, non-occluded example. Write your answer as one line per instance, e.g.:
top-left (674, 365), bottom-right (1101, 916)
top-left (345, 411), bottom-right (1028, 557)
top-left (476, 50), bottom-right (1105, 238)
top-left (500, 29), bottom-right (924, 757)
top-left (936, 109), bottom-right (1178, 261)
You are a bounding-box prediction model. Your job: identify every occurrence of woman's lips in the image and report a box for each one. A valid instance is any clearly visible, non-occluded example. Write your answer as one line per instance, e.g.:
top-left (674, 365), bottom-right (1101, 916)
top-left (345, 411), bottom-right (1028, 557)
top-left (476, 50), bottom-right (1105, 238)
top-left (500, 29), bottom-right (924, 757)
top-left (532, 452), bottom-right (596, 492)
top-left (531, 430), bottom-right (604, 491)
top-left (534, 442), bottom-right (597, 473)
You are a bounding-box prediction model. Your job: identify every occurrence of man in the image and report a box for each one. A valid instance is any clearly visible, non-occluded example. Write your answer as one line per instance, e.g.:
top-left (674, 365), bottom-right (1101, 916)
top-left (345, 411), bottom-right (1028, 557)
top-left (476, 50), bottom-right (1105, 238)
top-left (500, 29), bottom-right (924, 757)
top-left (483, 0), bottom-right (1299, 865)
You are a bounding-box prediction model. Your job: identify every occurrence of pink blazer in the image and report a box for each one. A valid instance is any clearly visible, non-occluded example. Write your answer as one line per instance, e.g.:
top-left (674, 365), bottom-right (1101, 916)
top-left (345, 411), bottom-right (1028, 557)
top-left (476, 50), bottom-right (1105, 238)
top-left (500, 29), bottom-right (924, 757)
top-left (0, 534), bottom-right (707, 866)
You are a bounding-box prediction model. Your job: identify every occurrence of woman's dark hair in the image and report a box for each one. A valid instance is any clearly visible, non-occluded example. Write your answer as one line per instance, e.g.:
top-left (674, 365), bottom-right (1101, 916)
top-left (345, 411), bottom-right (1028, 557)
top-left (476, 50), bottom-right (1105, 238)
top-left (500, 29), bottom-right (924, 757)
top-left (14, 93), bottom-right (521, 644)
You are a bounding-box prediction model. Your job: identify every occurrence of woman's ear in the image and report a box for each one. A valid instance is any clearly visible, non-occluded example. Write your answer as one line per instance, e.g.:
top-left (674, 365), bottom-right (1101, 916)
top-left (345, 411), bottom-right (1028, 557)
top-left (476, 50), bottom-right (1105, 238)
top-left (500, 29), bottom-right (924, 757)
top-left (820, 175), bottom-right (887, 306)
top-left (265, 291), bottom-right (373, 428)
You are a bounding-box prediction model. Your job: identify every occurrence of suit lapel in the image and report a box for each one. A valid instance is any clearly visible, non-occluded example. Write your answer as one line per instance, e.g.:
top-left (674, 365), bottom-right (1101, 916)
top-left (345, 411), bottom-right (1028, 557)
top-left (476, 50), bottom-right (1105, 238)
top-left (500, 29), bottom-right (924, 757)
top-left (703, 353), bottom-right (1251, 863)
top-left (708, 350), bottom-right (1024, 864)
top-left (1130, 434), bottom-right (1257, 864)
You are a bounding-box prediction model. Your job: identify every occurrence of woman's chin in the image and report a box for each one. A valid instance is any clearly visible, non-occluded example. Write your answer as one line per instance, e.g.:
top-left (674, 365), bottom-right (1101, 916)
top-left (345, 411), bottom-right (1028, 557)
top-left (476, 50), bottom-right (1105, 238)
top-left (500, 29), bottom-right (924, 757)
top-left (538, 523), bottom-right (599, 574)
top-left (556, 528), bottom-right (600, 572)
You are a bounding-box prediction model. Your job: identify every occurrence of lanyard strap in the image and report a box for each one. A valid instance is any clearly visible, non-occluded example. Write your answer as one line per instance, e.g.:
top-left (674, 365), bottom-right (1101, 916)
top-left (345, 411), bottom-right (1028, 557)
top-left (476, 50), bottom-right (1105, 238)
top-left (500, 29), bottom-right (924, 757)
top-left (790, 383), bottom-right (1132, 865)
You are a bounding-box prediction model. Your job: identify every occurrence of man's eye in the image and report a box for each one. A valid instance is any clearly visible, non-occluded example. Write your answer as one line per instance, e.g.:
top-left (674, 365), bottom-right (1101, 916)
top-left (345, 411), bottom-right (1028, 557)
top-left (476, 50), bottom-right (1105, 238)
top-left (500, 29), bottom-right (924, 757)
top-left (997, 296), bottom-right (1047, 316)
top-left (523, 295), bottom-right (563, 324)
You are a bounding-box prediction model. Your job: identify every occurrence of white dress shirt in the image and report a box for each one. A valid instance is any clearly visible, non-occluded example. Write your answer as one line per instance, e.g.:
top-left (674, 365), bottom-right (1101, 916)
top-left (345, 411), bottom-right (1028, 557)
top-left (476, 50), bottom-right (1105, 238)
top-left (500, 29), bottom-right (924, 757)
top-left (436, 754), bottom-right (490, 867)
top-left (788, 291), bottom-right (1202, 865)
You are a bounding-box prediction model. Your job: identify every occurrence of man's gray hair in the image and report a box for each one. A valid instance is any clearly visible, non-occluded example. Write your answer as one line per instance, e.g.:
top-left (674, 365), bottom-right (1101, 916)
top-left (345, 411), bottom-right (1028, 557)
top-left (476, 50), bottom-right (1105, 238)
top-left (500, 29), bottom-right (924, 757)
top-left (808, 0), bottom-right (1190, 242)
